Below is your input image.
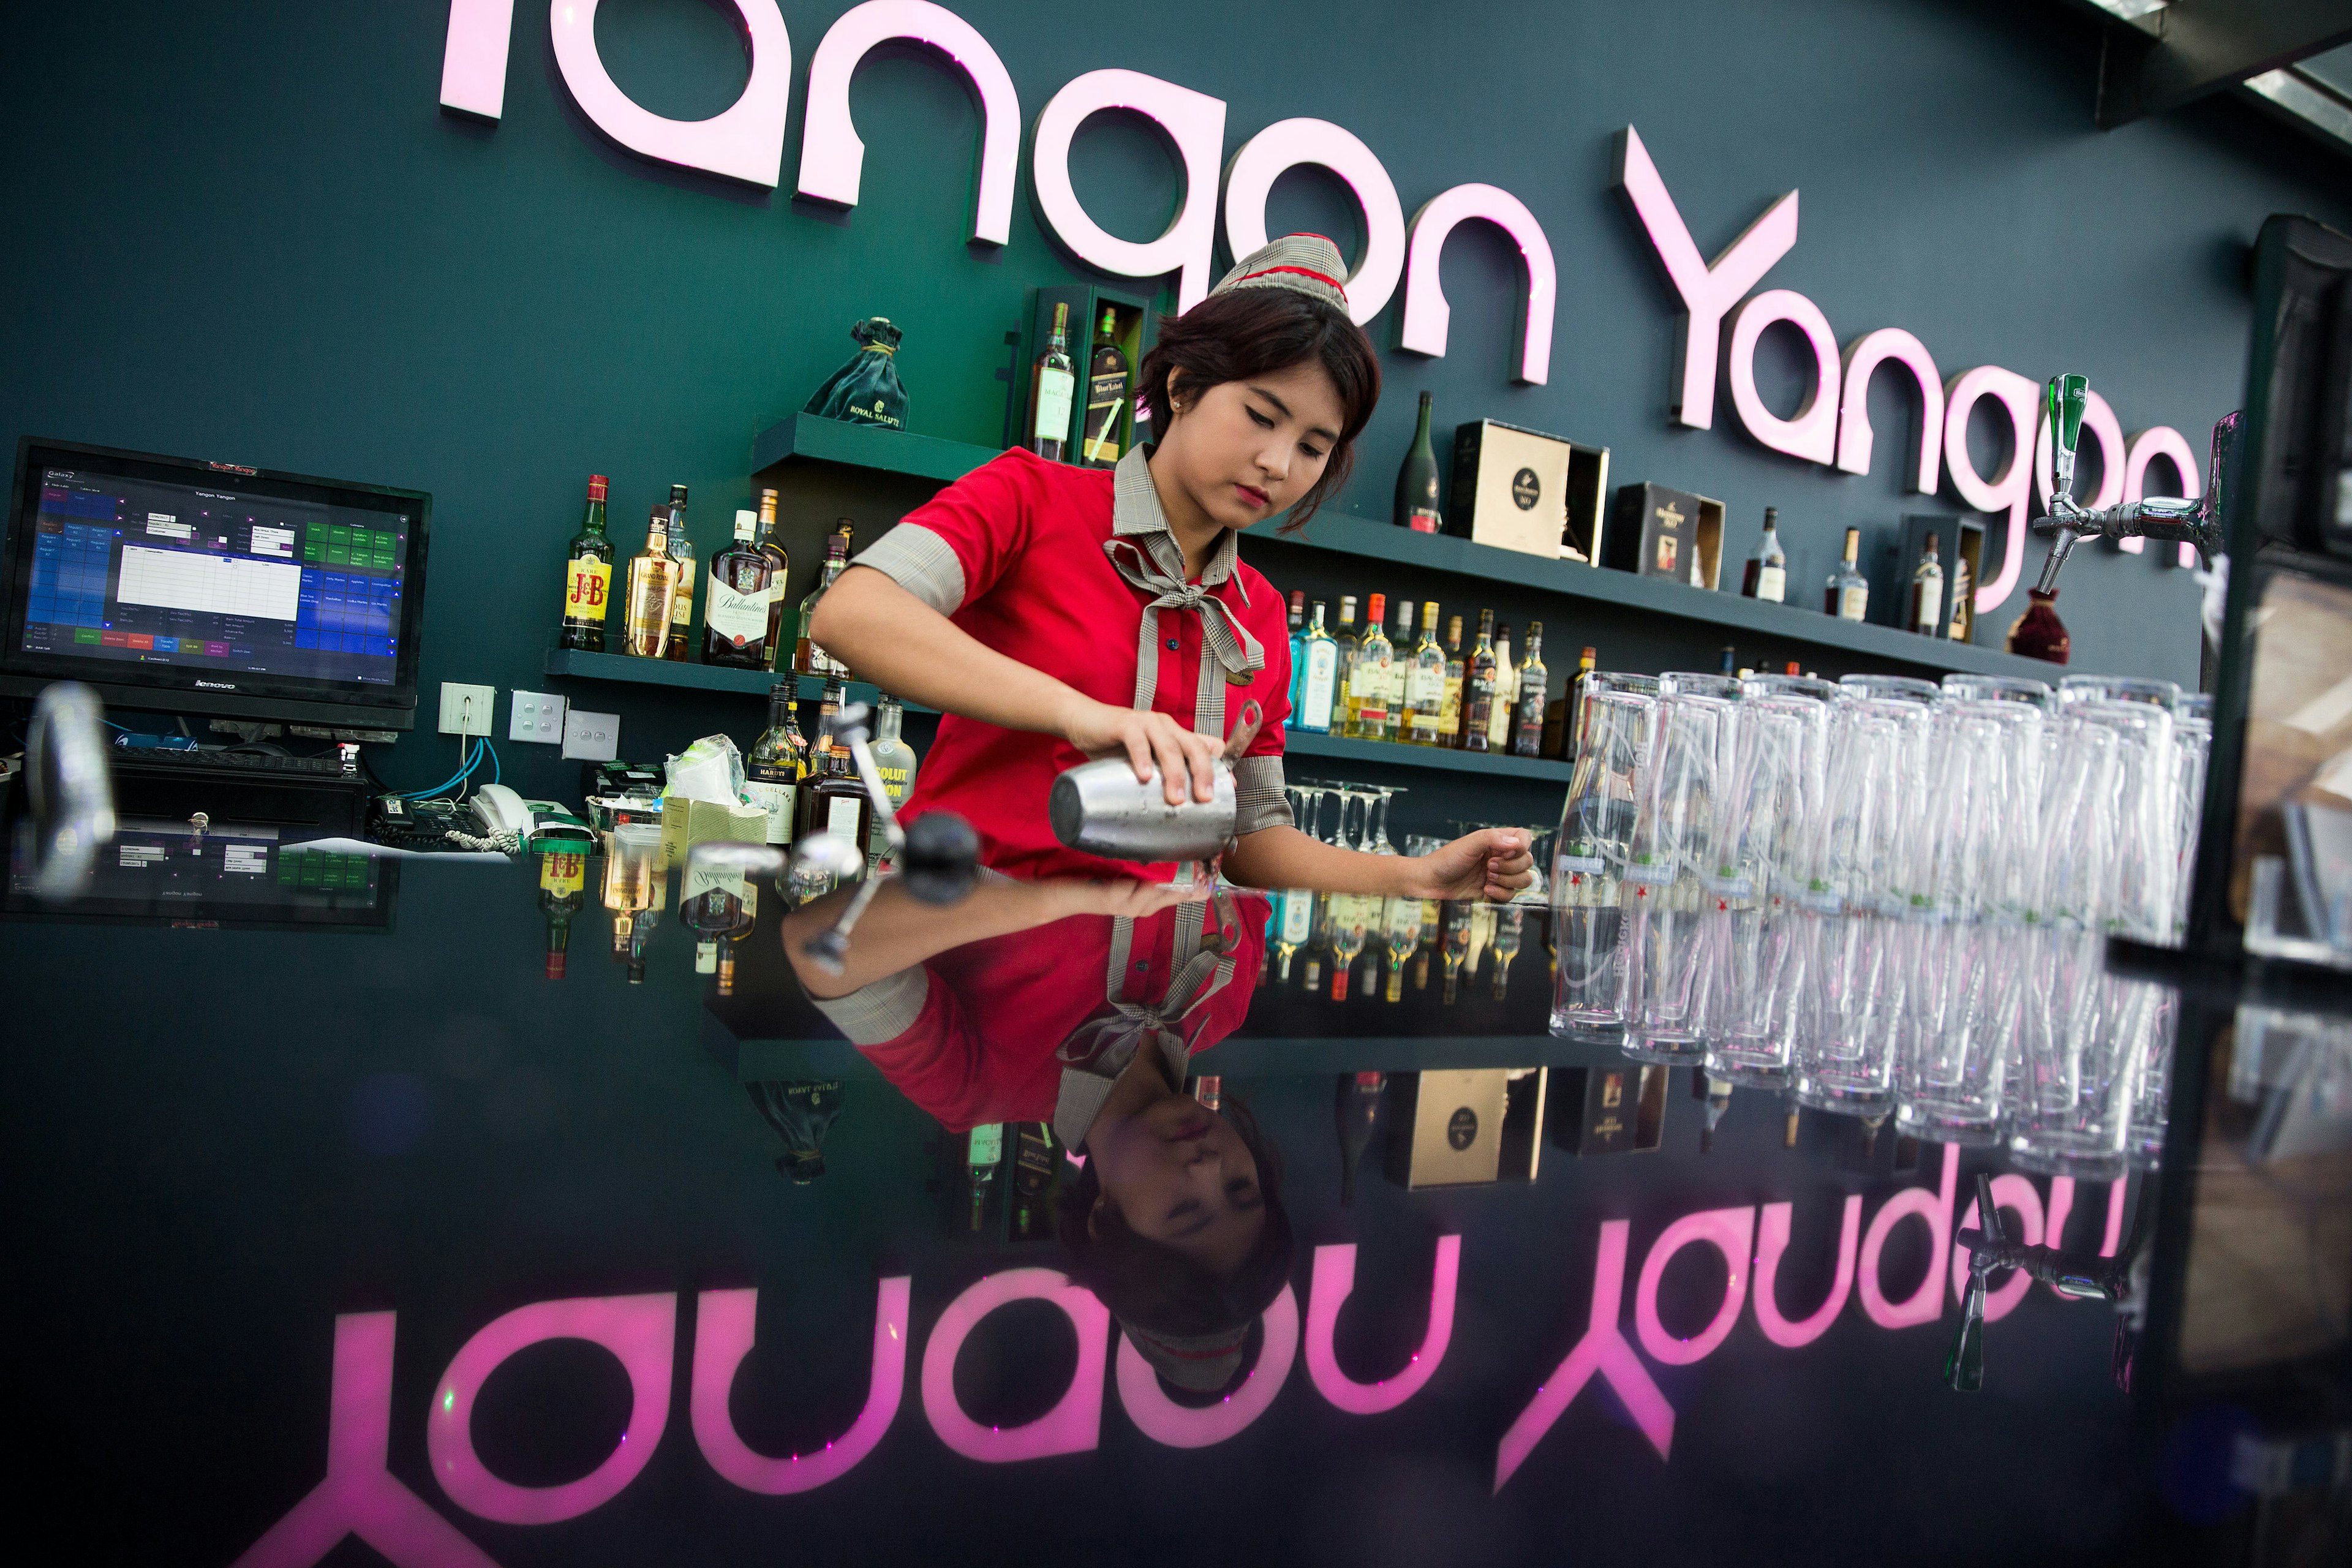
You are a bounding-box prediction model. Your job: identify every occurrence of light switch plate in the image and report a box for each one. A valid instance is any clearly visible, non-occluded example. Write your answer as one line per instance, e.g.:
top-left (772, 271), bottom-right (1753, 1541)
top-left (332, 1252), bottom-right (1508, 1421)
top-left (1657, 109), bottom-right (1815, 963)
top-left (439, 682), bottom-right (496, 737)
top-left (561, 708), bottom-right (619, 761)
top-left (508, 690), bottom-right (567, 745)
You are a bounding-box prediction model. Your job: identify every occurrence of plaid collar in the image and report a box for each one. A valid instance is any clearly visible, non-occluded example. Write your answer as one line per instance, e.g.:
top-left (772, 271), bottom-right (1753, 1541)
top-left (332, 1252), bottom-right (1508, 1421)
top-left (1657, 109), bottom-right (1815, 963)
top-left (1110, 444), bottom-right (1244, 598)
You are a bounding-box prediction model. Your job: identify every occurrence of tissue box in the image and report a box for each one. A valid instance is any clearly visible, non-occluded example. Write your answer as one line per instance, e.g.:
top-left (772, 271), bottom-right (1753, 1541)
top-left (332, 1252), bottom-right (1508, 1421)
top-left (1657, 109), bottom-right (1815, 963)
top-left (659, 796), bottom-right (770, 870)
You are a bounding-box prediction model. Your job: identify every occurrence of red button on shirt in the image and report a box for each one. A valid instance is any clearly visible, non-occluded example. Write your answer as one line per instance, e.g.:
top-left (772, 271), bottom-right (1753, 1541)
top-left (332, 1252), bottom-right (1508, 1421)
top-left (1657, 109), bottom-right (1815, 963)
top-left (856, 900), bottom-right (1268, 1133)
top-left (876, 448), bottom-right (1292, 882)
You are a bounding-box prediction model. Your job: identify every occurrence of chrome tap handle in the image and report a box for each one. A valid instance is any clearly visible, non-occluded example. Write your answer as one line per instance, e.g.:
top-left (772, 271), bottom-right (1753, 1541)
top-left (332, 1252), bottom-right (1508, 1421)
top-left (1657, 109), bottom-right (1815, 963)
top-left (2029, 396), bottom-right (2241, 587)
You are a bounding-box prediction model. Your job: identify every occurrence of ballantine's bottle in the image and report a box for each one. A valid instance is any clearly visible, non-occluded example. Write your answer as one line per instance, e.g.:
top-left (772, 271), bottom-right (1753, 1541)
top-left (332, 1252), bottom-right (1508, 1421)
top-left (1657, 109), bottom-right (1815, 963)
top-left (703, 509), bottom-right (774, 669)
top-left (558, 474), bottom-right (612, 652)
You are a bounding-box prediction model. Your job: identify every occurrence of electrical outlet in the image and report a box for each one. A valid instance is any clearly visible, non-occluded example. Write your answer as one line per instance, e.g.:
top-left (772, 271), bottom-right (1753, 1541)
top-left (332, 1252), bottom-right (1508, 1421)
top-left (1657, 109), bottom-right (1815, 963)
top-left (439, 682), bottom-right (496, 737)
top-left (561, 708), bottom-right (619, 762)
top-left (508, 690), bottom-right (568, 745)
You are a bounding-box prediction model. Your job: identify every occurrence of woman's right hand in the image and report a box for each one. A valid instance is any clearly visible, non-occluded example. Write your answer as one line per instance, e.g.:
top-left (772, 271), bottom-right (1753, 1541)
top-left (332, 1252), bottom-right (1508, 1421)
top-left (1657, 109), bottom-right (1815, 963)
top-left (1061, 696), bottom-right (1224, 806)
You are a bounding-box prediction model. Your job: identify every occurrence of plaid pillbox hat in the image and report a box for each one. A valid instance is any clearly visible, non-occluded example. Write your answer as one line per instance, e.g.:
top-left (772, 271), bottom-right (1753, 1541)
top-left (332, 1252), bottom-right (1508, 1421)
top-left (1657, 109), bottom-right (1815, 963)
top-left (1210, 233), bottom-right (1350, 314)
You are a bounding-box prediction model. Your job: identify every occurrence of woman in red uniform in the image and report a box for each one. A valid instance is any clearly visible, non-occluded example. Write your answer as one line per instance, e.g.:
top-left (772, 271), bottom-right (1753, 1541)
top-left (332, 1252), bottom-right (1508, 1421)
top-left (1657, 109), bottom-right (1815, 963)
top-left (809, 233), bottom-right (1532, 900)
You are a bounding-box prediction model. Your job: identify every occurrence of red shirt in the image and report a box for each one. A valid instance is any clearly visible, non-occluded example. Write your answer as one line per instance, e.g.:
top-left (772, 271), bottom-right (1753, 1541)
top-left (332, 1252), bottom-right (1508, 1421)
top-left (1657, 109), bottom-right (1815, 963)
top-left (857, 447), bottom-right (1292, 882)
top-left (837, 900), bottom-right (1269, 1134)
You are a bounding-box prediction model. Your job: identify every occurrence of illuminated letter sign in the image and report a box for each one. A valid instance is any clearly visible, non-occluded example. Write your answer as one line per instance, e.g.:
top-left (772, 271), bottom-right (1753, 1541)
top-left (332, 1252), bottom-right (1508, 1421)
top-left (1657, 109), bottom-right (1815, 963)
top-left (1634, 1205), bottom-right (1756, 1365)
top-left (1941, 367), bottom-right (2040, 616)
top-left (428, 1294), bottom-right (677, 1524)
top-left (690, 1280), bottom-right (911, 1493)
top-left (1304, 1235), bottom-right (1461, 1414)
top-left (1398, 183), bottom-right (1556, 385)
top-left (1858, 1144), bottom-right (1960, 1329)
top-left (1492, 1219), bottom-right (1675, 1491)
top-left (921, 1267), bottom-right (1109, 1461)
top-left (1726, 290), bottom-right (1840, 466)
top-left (1836, 327), bottom-right (1945, 491)
top-left (1223, 118), bottom-right (1406, 326)
top-left (1115, 1286), bottom-right (1298, 1447)
top-left (549, 0), bottom-right (793, 188)
top-left (1031, 69), bottom-right (1227, 311)
top-left (1612, 124), bottom-right (1798, 429)
top-left (232, 1313), bottom-right (497, 1568)
top-left (440, 0), bottom-right (514, 121)
top-left (1752, 1196), bottom-right (1862, 1349)
top-left (796, 1), bottom-right (1019, 245)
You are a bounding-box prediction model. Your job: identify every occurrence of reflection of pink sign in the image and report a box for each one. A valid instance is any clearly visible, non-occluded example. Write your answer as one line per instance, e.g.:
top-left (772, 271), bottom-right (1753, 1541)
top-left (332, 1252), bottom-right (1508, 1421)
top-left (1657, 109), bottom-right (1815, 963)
top-left (690, 1279), bottom-right (911, 1492)
top-left (920, 1267), bottom-right (1109, 1461)
top-left (1305, 1235), bottom-right (1460, 1413)
top-left (1117, 1286), bottom-right (1299, 1447)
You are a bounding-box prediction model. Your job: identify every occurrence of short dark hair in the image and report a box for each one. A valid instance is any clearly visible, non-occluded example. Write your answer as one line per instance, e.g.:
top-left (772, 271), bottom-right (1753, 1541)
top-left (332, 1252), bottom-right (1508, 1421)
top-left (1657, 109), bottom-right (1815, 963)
top-left (1057, 1091), bottom-right (1292, 1344)
top-left (1137, 288), bottom-right (1381, 533)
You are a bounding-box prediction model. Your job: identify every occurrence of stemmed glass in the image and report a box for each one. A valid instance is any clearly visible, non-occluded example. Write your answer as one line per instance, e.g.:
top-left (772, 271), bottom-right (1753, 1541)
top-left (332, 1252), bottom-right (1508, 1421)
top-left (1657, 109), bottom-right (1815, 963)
top-left (1369, 786), bottom-right (1401, 854)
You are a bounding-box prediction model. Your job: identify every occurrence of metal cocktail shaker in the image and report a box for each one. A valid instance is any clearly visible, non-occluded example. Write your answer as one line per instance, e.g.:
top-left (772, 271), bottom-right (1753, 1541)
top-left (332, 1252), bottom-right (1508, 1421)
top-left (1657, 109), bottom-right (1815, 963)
top-left (1047, 701), bottom-right (1263, 864)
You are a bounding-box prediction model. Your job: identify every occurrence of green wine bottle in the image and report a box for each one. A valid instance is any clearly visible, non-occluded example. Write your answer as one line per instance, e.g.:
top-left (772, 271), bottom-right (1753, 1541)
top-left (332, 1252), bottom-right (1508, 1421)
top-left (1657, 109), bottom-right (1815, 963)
top-left (1393, 391), bottom-right (1442, 532)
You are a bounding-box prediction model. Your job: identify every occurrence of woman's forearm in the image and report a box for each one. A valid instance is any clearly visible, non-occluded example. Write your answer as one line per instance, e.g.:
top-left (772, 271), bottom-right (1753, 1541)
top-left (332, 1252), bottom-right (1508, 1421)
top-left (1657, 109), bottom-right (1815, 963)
top-left (1222, 825), bottom-right (1414, 895)
top-left (809, 567), bottom-right (1083, 738)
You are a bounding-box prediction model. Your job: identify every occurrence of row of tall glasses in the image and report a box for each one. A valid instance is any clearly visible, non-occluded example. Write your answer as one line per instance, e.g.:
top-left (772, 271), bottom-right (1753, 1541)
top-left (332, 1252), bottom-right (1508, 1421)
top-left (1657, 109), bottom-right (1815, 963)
top-left (1550, 666), bottom-right (2212, 1178)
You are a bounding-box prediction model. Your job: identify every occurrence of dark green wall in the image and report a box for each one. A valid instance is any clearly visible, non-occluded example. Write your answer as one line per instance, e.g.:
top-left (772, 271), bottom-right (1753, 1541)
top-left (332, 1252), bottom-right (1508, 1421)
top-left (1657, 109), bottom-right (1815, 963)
top-left (4, 0), bottom-right (2345, 805)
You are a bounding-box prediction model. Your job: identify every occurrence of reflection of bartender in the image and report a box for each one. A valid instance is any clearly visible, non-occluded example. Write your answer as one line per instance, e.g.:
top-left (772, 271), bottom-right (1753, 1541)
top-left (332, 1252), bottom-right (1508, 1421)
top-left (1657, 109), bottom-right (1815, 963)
top-left (809, 234), bottom-right (1531, 901)
top-left (784, 876), bottom-right (1288, 1396)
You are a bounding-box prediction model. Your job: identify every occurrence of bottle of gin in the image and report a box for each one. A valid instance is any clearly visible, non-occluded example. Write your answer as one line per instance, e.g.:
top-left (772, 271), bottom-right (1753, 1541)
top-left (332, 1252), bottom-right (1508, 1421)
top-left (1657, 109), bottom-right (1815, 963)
top-left (1907, 532), bottom-right (1945, 635)
top-left (1296, 600), bottom-right (1339, 733)
top-left (1825, 527), bottom-right (1869, 621)
top-left (1393, 391), bottom-right (1443, 531)
top-left (1512, 620), bottom-right (1548, 757)
top-left (559, 473), bottom-right (613, 652)
top-left (663, 484), bottom-right (695, 661)
top-left (795, 522), bottom-right (855, 675)
top-left (745, 681), bottom-right (809, 847)
top-left (865, 693), bottom-right (918, 875)
top-left (703, 508), bottom-right (775, 668)
top-left (753, 487), bottom-right (791, 671)
top-left (1460, 610), bottom-right (1499, 752)
top-left (1029, 303), bottom-right (1076, 461)
top-left (624, 506), bottom-right (678, 658)
top-left (1741, 506), bottom-right (1787, 603)
top-left (1080, 306), bottom-right (1128, 467)
top-left (1404, 600), bottom-right (1447, 745)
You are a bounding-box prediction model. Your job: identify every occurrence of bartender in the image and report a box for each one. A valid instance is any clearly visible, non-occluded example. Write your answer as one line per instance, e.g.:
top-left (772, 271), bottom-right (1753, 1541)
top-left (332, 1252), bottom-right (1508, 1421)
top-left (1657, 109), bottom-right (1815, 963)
top-left (807, 233), bottom-right (1534, 900)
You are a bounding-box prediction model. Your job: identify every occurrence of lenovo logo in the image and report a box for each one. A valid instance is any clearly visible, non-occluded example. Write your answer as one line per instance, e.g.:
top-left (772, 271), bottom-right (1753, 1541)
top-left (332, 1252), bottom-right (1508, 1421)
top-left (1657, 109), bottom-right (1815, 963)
top-left (195, 679), bottom-right (238, 690)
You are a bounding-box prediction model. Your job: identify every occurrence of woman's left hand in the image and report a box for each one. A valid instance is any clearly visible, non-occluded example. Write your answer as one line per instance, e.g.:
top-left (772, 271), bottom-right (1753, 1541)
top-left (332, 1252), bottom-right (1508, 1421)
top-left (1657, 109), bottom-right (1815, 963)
top-left (1409, 828), bottom-right (1534, 903)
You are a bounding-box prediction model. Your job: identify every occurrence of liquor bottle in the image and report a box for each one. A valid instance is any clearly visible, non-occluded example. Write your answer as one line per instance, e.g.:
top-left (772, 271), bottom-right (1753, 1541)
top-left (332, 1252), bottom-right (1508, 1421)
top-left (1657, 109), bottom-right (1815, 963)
top-left (1947, 549), bottom-right (1975, 642)
top-left (1908, 532), bottom-right (1945, 635)
top-left (1700, 1075), bottom-right (1732, 1154)
top-left (1349, 593), bottom-right (1396, 741)
top-left (1460, 610), bottom-right (1499, 752)
top-left (558, 473), bottom-right (614, 652)
top-left (1404, 600), bottom-right (1448, 745)
top-left (1080, 306), bottom-right (1128, 467)
top-left (539, 848), bottom-right (587, 979)
top-left (1335, 1071), bottom-right (1383, 1206)
top-left (703, 508), bottom-right (775, 668)
top-left (1741, 507), bottom-right (1787, 602)
top-left (1512, 621), bottom-right (1548, 757)
top-left (865, 693), bottom-right (918, 874)
top-left (1825, 527), bottom-right (1869, 621)
top-left (794, 682), bottom-right (875, 873)
top-left (1328, 897), bottom-right (1369, 1001)
top-left (1286, 590), bottom-right (1306, 712)
top-left (1439, 900), bottom-right (1472, 1003)
top-left (1393, 391), bottom-right (1443, 532)
top-left (795, 522), bottom-right (854, 675)
top-left (1381, 891), bottom-right (1422, 1001)
top-left (1011, 1122), bottom-right (1058, 1239)
top-left (1389, 597), bottom-right (1415, 728)
top-left (1273, 886), bottom-right (1316, 981)
top-left (744, 681), bottom-right (809, 847)
top-left (623, 506), bottom-right (679, 658)
top-left (1490, 907), bottom-right (1523, 999)
top-left (1439, 616), bottom-right (1466, 749)
top-left (967, 1123), bottom-right (1003, 1233)
top-left (664, 484), bottom-right (695, 661)
top-left (1484, 622), bottom-right (1516, 752)
top-left (717, 881), bottom-right (757, 998)
top-left (1296, 600), bottom-right (1338, 733)
top-left (1545, 643), bottom-right (1596, 758)
top-left (1192, 1076), bottom-right (1223, 1112)
top-left (1332, 595), bottom-right (1359, 736)
top-left (753, 488), bottom-right (791, 670)
top-left (1029, 302), bottom-right (1076, 462)
top-left (1719, 645), bottom-right (1738, 675)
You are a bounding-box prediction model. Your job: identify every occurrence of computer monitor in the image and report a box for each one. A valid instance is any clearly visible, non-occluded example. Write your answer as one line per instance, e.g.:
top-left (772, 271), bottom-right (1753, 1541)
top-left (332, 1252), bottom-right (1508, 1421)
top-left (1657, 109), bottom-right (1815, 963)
top-left (0, 438), bottom-right (430, 729)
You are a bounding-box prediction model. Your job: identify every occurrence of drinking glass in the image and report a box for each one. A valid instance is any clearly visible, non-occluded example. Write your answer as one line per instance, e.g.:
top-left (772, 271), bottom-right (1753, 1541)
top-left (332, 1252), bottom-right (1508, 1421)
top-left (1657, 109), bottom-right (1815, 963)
top-left (1838, 672), bottom-right (1943, 706)
top-left (1338, 786), bottom-right (1372, 851)
top-left (2073, 698), bottom-right (2180, 941)
top-left (1370, 786), bottom-right (1401, 854)
top-left (1940, 673), bottom-right (2054, 708)
top-left (1550, 673), bottom-right (1659, 1039)
top-left (1623, 674), bottom-right (1744, 1063)
top-left (2007, 929), bottom-right (2149, 1180)
top-left (2057, 673), bottom-right (2181, 711)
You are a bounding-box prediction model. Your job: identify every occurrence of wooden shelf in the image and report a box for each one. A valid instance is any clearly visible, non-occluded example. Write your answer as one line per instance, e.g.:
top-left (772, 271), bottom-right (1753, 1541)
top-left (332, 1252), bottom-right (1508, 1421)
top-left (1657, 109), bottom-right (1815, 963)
top-left (750, 412), bottom-right (997, 485)
top-left (1245, 514), bottom-right (2064, 680)
top-left (1284, 729), bottom-right (1571, 782)
top-left (541, 648), bottom-right (934, 713)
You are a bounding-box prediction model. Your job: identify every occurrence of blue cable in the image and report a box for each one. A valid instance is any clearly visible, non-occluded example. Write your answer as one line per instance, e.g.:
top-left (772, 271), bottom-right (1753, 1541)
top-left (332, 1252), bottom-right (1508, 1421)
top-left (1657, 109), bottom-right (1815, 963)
top-left (398, 736), bottom-right (482, 800)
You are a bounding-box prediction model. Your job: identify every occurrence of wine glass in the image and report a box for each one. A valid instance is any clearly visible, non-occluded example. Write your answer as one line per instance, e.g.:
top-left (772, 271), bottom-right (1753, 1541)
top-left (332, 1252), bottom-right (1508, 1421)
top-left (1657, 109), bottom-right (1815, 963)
top-left (1370, 786), bottom-right (1402, 854)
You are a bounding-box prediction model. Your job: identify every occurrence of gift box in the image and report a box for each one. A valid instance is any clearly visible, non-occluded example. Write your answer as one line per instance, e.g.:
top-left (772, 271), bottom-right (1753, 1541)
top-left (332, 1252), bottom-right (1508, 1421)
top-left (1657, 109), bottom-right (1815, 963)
top-left (1446, 420), bottom-right (1610, 562)
top-left (1606, 483), bottom-right (1725, 588)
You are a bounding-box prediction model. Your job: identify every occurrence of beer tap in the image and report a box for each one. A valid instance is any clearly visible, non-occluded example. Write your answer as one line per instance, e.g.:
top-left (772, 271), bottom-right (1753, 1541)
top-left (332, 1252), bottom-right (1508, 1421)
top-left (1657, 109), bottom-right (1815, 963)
top-left (2029, 374), bottom-right (2239, 593)
top-left (1944, 1172), bottom-right (2146, 1393)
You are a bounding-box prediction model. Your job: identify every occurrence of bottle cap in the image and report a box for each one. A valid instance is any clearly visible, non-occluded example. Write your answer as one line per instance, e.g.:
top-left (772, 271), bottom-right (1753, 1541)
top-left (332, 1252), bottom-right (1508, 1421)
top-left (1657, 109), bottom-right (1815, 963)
top-left (734, 509), bottom-right (756, 538)
top-left (1582, 645), bottom-right (1597, 659)
top-left (1763, 506), bottom-right (1777, 524)
top-left (587, 475), bottom-right (608, 500)
top-left (1423, 600), bottom-right (1440, 624)
top-left (1366, 592), bottom-right (1386, 620)
top-left (1340, 594), bottom-right (1357, 619)
top-left (546, 952), bottom-right (567, 979)
top-left (1289, 589), bottom-right (1305, 609)
top-left (670, 484), bottom-right (689, 502)
top-left (1528, 620), bottom-right (1542, 638)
